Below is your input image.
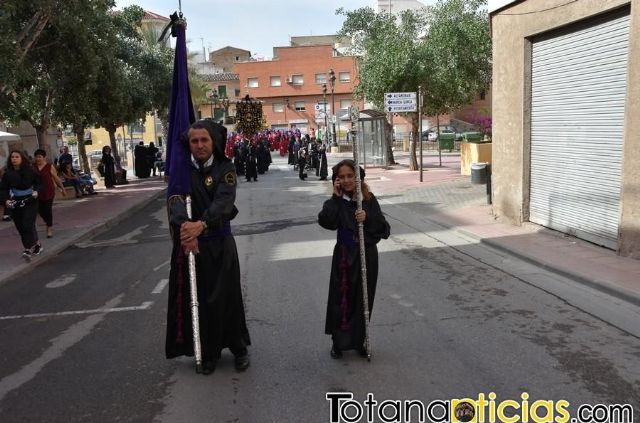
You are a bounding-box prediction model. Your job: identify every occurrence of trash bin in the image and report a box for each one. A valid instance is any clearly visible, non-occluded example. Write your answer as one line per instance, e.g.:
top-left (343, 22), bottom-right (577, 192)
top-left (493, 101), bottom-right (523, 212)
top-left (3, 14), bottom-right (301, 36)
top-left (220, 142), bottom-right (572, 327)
top-left (463, 132), bottom-right (483, 143)
top-left (439, 133), bottom-right (455, 151)
top-left (471, 162), bottom-right (487, 184)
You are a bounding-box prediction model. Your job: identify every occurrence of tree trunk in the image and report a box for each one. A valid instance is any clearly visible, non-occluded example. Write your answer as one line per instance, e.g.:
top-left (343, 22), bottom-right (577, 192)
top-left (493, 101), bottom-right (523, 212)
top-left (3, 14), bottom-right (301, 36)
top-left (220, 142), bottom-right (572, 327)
top-left (384, 119), bottom-right (396, 166)
top-left (409, 113), bottom-right (419, 171)
top-left (36, 126), bottom-right (48, 150)
top-left (75, 126), bottom-right (90, 174)
top-left (106, 123), bottom-right (119, 158)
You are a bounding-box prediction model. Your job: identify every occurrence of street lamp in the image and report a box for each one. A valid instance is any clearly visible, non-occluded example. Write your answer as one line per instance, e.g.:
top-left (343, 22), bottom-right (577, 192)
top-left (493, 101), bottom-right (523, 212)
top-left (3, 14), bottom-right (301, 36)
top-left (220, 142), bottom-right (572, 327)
top-left (322, 83), bottom-right (328, 144)
top-left (219, 96), bottom-right (230, 124)
top-left (328, 69), bottom-right (337, 146)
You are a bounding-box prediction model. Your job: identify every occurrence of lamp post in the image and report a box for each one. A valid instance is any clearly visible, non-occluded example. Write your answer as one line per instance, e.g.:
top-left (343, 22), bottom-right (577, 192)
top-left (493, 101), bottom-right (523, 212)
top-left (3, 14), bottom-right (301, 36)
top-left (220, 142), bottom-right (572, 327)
top-left (284, 97), bottom-right (289, 124)
top-left (329, 69), bottom-right (337, 146)
top-left (322, 83), bottom-right (328, 144)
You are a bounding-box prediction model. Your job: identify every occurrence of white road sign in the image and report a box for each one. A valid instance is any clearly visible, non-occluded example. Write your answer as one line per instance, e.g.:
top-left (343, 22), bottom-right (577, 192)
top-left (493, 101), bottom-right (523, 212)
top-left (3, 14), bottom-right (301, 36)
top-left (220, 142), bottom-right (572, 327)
top-left (385, 92), bottom-right (417, 112)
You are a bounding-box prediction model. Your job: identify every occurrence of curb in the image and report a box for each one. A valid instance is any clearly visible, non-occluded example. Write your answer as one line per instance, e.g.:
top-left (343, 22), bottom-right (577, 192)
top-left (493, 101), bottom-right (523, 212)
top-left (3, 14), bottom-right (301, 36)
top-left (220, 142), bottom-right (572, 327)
top-left (455, 228), bottom-right (640, 308)
top-left (0, 187), bottom-right (167, 286)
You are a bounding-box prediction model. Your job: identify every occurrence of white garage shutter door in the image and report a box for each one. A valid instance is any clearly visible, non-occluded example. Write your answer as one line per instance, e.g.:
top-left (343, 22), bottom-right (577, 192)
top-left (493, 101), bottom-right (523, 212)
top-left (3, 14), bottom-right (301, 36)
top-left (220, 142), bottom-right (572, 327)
top-left (530, 12), bottom-right (630, 249)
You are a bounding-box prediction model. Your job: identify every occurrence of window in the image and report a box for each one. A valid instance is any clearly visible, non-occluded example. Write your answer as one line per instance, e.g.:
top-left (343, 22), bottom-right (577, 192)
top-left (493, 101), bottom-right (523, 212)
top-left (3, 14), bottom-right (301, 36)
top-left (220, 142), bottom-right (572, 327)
top-left (234, 89), bottom-right (241, 97)
top-left (270, 76), bottom-right (281, 87)
top-left (339, 72), bottom-right (350, 83)
top-left (294, 101), bottom-right (305, 111)
top-left (247, 77), bottom-right (259, 88)
top-left (273, 103), bottom-right (285, 113)
top-left (340, 99), bottom-right (352, 110)
top-left (291, 74), bottom-right (304, 85)
top-left (235, 56), bottom-right (240, 61)
top-left (217, 85), bottom-right (227, 97)
top-left (315, 73), bottom-right (327, 84)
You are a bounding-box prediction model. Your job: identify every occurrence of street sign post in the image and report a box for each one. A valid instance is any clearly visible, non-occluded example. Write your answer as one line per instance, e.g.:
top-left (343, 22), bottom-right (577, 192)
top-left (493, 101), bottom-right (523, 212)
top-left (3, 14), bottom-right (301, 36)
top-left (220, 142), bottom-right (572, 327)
top-left (384, 92), bottom-right (417, 113)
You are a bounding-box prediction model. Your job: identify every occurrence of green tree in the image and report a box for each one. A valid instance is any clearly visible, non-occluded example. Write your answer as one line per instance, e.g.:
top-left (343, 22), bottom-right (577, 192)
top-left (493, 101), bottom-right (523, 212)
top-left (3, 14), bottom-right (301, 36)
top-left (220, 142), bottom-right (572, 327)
top-left (338, 0), bottom-right (491, 170)
top-left (338, 6), bottom-right (428, 168)
top-left (420, 0), bottom-right (492, 129)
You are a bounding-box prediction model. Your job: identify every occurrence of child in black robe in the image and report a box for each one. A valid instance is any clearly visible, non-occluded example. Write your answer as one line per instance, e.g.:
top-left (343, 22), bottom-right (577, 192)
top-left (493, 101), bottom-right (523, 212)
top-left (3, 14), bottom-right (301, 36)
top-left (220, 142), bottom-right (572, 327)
top-left (318, 159), bottom-right (390, 358)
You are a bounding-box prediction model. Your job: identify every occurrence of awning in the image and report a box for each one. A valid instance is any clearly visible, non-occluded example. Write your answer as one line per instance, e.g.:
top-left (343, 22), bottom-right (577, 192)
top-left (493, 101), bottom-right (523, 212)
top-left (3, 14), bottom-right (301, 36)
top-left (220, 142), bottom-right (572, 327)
top-left (0, 131), bottom-right (20, 142)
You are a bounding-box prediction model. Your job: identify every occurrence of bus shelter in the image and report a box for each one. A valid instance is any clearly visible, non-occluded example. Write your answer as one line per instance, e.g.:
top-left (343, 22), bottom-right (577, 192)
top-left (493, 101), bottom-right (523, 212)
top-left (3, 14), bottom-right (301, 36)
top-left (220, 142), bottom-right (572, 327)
top-left (339, 108), bottom-right (389, 168)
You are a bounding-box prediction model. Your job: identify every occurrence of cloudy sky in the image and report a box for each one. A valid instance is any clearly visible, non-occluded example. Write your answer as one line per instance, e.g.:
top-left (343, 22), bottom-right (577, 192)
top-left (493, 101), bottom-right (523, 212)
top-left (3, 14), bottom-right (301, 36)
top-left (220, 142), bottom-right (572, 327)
top-left (115, 0), bottom-right (435, 59)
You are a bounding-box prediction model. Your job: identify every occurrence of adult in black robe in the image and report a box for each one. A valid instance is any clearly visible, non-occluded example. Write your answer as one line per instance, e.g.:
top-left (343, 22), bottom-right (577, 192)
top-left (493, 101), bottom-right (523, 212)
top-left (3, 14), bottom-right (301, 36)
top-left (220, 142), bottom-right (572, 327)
top-left (288, 136), bottom-right (296, 165)
top-left (166, 120), bottom-right (251, 374)
top-left (319, 144), bottom-right (328, 180)
top-left (147, 142), bottom-right (160, 176)
top-left (245, 144), bottom-right (258, 182)
top-left (317, 160), bottom-right (390, 358)
top-left (101, 146), bottom-right (116, 188)
top-left (134, 142), bottom-right (149, 178)
top-left (256, 141), bottom-right (267, 175)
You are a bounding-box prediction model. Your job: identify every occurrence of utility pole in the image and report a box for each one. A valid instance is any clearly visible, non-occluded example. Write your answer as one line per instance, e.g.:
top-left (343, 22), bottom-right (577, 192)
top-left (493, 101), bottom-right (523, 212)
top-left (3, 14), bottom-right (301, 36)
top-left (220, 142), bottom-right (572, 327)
top-left (419, 86), bottom-right (423, 182)
top-left (329, 69), bottom-right (337, 147)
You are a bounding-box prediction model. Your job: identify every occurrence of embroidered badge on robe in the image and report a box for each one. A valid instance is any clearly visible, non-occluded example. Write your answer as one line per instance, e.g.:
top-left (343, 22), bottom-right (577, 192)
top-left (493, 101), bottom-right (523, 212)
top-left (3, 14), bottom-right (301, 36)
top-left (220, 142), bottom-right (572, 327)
top-left (224, 172), bottom-right (236, 186)
top-left (204, 176), bottom-right (214, 187)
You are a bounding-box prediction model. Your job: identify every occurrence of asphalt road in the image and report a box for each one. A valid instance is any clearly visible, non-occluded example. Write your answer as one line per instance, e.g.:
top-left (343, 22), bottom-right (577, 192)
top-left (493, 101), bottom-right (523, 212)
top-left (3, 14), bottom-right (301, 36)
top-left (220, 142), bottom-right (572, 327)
top-left (0, 156), bottom-right (638, 423)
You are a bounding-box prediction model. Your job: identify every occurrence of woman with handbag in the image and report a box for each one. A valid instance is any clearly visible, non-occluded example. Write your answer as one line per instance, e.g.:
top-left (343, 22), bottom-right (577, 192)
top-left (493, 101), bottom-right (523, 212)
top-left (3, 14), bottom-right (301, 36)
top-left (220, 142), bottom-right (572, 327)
top-left (0, 150), bottom-right (43, 260)
top-left (318, 159), bottom-right (390, 358)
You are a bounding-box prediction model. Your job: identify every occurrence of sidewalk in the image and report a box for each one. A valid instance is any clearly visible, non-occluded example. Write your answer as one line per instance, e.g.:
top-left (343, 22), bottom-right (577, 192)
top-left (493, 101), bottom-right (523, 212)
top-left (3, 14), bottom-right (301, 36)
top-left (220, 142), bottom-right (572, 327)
top-left (355, 152), bottom-right (640, 306)
top-left (0, 176), bottom-right (166, 286)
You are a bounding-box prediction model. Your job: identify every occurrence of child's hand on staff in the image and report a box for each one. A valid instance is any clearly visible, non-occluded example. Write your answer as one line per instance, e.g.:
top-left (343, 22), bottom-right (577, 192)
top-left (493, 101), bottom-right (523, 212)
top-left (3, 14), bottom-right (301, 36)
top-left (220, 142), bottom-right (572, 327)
top-left (355, 209), bottom-right (366, 223)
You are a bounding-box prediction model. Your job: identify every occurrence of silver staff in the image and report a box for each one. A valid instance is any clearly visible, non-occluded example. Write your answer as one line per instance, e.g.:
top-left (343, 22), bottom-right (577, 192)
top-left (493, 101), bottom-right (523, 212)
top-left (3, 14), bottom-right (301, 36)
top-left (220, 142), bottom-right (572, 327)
top-left (185, 195), bottom-right (203, 373)
top-left (349, 106), bottom-right (372, 362)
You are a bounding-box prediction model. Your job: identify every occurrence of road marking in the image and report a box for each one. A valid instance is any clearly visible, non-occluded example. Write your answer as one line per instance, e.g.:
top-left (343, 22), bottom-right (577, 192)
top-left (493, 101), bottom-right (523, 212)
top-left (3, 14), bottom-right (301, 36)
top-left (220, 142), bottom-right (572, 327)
top-left (153, 259), bottom-right (170, 272)
top-left (0, 295), bottom-right (124, 401)
top-left (152, 279), bottom-right (169, 294)
top-left (46, 274), bottom-right (77, 289)
top-left (0, 301), bottom-right (153, 321)
top-left (75, 225), bottom-right (148, 248)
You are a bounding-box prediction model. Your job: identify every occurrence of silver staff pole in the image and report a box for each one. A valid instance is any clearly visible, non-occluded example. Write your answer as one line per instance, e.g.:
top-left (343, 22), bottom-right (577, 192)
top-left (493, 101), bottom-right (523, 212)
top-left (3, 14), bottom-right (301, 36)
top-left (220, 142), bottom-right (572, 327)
top-left (349, 106), bottom-right (372, 362)
top-left (185, 195), bottom-right (203, 373)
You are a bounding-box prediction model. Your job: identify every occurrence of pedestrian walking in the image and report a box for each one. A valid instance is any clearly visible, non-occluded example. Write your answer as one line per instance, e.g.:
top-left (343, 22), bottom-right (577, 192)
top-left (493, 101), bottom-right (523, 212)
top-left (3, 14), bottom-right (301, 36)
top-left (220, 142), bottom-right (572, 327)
top-left (166, 120), bottom-right (251, 375)
top-left (317, 159), bottom-right (390, 358)
top-left (0, 150), bottom-right (43, 260)
top-left (33, 149), bottom-right (66, 238)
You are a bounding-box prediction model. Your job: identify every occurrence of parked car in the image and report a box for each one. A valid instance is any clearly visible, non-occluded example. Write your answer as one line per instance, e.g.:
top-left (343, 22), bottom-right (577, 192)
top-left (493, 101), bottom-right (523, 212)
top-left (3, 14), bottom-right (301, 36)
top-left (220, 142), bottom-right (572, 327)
top-left (422, 126), bottom-right (460, 141)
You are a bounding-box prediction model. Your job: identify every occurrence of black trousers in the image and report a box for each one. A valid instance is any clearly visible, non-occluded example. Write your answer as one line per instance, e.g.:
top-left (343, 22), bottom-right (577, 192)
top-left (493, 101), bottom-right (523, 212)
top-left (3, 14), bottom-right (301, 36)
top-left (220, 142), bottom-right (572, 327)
top-left (12, 198), bottom-right (38, 249)
top-left (38, 199), bottom-right (53, 227)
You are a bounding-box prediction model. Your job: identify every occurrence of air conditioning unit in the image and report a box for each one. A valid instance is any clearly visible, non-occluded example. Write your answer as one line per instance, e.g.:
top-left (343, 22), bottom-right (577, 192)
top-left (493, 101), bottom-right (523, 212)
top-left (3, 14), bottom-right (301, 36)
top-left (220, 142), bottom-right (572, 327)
top-left (287, 76), bottom-right (294, 84)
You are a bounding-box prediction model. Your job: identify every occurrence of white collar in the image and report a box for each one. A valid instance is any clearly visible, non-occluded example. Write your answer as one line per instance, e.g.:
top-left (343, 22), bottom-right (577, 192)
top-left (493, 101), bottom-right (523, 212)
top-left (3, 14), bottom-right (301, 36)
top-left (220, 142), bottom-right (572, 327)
top-left (191, 154), bottom-right (213, 169)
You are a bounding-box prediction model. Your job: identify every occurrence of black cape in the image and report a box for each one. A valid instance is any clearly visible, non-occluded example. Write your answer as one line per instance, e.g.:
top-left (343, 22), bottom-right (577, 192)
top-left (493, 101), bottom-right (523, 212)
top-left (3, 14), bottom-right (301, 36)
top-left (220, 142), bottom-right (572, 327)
top-left (166, 158), bottom-right (251, 361)
top-left (318, 193), bottom-right (390, 351)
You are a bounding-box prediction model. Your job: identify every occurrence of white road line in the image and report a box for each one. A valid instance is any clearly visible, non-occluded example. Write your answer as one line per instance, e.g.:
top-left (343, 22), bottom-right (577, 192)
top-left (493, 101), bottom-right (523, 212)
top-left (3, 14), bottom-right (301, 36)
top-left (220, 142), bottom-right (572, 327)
top-left (46, 274), bottom-right (77, 289)
top-left (0, 294), bottom-right (123, 402)
top-left (153, 259), bottom-right (171, 272)
top-left (0, 301), bottom-right (153, 321)
top-left (152, 279), bottom-right (169, 294)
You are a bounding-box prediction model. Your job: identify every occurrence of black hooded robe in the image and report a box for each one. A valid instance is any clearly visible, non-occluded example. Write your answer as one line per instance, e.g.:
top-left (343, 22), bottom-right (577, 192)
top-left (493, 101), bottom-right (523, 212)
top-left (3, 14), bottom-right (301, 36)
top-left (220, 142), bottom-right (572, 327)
top-left (318, 193), bottom-right (390, 352)
top-left (166, 131), bottom-right (251, 362)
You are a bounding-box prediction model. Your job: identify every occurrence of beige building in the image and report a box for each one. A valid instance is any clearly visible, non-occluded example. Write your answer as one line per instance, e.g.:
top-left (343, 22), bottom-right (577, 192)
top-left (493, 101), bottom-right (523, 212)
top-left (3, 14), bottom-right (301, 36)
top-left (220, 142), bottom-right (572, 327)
top-left (490, 0), bottom-right (639, 257)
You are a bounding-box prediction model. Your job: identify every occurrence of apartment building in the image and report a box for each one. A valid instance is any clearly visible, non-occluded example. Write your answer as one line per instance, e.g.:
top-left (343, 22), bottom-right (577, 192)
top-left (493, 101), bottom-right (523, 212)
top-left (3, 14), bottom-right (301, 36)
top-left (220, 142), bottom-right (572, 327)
top-left (234, 44), bottom-right (360, 135)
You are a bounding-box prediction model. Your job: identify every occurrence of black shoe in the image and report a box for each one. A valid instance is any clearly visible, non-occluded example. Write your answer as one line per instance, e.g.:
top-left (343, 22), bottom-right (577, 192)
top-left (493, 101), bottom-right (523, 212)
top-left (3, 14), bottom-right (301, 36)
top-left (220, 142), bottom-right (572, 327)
top-left (330, 346), bottom-right (342, 359)
top-left (234, 353), bottom-right (250, 371)
top-left (202, 359), bottom-right (217, 375)
top-left (358, 347), bottom-right (368, 358)
top-left (31, 243), bottom-right (43, 256)
top-left (2, 215), bottom-right (11, 222)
